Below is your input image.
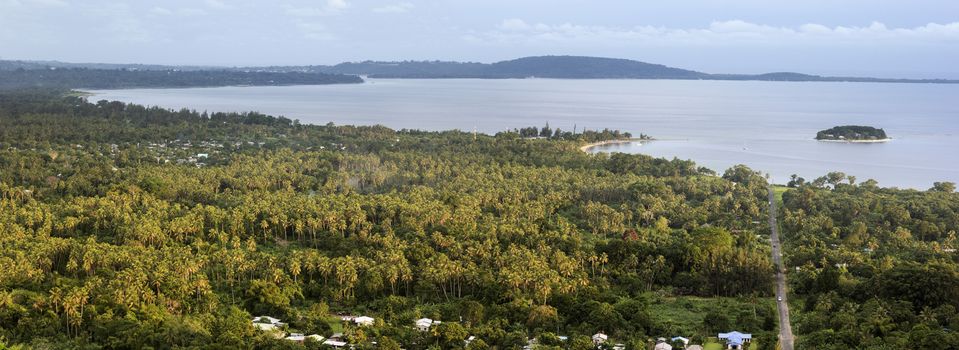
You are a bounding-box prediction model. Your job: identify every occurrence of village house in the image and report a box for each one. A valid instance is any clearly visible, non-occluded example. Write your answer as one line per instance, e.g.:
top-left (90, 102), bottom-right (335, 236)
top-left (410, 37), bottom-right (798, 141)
top-left (671, 336), bottom-right (690, 347)
top-left (415, 318), bottom-right (438, 331)
top-left (592, 332), bottom-right (608, 346)
top-left (654, 337), bottom-right (673, 350)
top-left (251, 316), bottom-right (285, 339)
top-left (251, 316), bottom-right (284, 332)
top-left (353, 315), bottom-right (375, 326)
top-left (718, 331), bottom-right (752, 350)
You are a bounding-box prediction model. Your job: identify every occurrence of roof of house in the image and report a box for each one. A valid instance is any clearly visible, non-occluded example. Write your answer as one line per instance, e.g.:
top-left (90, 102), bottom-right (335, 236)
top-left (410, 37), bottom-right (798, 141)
top-left (687, 345), bottom-right (704, 350)
top-left (354, 316), bottom-right (375, 323)
top-left (253, 316), bottom-right (282, 324)
top-left (252, 323), bottom-right (279, 331)
top-left (323, 339), bottom-right (348, 347)
top-left (654, 342), bottom-right (673, 350)
top-left (415, 318), bottom-right (434, 327)
top-left (671, 336), bottom-right (690, 344)
top-left (592, 333), bottom-right (608, 342)
top-left (718, 331), bottom-right (753, 346)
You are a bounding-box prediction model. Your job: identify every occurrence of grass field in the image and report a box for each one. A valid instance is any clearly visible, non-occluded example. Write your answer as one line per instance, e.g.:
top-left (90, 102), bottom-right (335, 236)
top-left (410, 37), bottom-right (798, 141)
top-left (772, 185), bottom-right (789, 208)
top-left (644, 293), bottom-right (777, 336)
top-left (327, 317), bottom-right (345, 333)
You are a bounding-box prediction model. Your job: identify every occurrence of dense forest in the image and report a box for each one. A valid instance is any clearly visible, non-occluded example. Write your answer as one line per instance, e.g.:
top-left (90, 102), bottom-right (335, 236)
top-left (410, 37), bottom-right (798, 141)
top-left (815, 126), bottom-right (889, 141)
top-left (0, 89), bottom-right (779, 349)
top-left (1, 89), bottom-right (956, 349)
top-left (781, 174), bottom-right (959, 348)
top-left (0, 69), bottom-right (362, 90)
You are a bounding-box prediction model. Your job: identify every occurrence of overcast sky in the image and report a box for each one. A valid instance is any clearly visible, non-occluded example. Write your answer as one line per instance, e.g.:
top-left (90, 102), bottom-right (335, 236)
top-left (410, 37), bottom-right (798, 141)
top-left (2, 0), bottom-right (958, 78)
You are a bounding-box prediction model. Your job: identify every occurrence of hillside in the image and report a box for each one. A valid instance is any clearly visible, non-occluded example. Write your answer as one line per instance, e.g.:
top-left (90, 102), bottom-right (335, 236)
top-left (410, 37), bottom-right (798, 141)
top-left (318, 56), bottom-right (707, 79)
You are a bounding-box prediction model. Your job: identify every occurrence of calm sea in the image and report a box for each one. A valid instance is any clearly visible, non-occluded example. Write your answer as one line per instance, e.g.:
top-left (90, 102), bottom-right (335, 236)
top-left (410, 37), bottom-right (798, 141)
top-left (87, 79), bottom-right (959, 189)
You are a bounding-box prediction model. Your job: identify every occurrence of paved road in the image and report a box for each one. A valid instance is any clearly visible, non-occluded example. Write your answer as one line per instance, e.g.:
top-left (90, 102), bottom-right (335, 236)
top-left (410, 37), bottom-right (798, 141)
top-left (768, 186), bottom-right (794, 350)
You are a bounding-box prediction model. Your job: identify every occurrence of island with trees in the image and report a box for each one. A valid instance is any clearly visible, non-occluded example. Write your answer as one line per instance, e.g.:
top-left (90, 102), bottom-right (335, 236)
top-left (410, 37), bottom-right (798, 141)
top-left (815, 125), bottom-right (890, 142)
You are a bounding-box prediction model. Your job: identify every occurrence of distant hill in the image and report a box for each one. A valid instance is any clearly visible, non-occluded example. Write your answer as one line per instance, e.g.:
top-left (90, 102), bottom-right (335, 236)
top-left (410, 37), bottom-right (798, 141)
top-left (308, 56), bottom-right (958, 83)
top-left (485, 56), bottom-right (706, 79)
top-left (316, 56), bottom-right (706, 79)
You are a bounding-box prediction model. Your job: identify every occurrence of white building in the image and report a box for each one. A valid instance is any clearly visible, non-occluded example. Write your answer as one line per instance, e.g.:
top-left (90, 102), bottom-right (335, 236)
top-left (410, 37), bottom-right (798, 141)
top-left (592, 333), bottom-right (608, 345)
top-left (353, 316), bottom-right (375, 326)
top-left (323, 339), bottom-right (348, 348)
top-left (252, 316), bottom-right (285, 338)
top-left (415, 318), bottom-right (435, 331)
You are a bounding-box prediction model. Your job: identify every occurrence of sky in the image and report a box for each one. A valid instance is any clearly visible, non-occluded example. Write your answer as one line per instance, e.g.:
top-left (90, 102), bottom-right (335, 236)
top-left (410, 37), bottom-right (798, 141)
top-left (2, 0), bottom-right (958, 78)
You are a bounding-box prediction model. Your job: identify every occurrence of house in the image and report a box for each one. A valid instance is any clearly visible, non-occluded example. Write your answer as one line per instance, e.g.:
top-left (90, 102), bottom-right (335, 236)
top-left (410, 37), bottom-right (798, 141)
top-left (671, 336), bottom-right (690, 347)
top-left (718, 331), bottom-right (752, 350)
top-left (353, 316), bottom-right (375, 326)
top-left (415, 318), bottom-right (435, 331)
top-left (323, 339), bottom-right (348, 348)
top-left (687, 345), bottom-right (704, 350)
top-left (252, 316), bottom-right (285, 333)
top-left (284, 333), bottom-right (324, 343)
top-left (654, 338), bottom-right (673, 350)
top-left (592, 333), bottom-right (608, 345)
top-left (613, 343), bottom-right (626, 350)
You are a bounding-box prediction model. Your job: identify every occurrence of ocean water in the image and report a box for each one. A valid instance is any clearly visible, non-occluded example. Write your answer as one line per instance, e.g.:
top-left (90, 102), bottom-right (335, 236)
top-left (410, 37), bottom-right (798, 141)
top-left (87, 78), bottom-right (959, 189)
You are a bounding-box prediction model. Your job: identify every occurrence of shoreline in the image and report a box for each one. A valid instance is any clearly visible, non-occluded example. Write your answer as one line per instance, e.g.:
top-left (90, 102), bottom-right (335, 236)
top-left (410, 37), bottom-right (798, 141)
top-left (816, 138), bottom-right (892, 143)
top-left (579, 138), bottom-right (648, 152)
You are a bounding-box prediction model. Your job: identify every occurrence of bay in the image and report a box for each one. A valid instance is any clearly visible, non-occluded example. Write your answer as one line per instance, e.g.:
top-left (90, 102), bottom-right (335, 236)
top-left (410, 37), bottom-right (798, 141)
top-left (87, 78), bottom-right (959, 189)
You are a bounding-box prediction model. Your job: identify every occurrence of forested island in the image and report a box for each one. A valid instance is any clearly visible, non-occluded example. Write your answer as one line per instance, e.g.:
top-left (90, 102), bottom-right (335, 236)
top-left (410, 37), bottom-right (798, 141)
top-left (816, 125), bottom-right (889, 141)
top-left (0, 89), bottom-right (956, 349)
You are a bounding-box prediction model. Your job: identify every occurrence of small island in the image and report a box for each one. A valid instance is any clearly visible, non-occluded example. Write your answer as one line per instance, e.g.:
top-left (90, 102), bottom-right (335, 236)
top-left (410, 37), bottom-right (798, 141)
top-left (816, 125), bottom-right (889, 142)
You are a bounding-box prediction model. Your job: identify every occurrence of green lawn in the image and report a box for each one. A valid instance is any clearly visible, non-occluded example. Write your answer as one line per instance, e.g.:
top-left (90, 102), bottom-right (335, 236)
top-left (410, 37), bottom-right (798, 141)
top-left (327, 317), bottom-right (344, 333)
top-left (772, 185), bottom-right (789, 208)
top-left (704, 342), bottom-right (723, 350)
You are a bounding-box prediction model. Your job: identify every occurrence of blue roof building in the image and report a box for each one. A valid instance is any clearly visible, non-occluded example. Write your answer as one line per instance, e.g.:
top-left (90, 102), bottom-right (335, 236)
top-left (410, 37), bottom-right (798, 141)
top-left (717, 331), bottom-right (752, 349)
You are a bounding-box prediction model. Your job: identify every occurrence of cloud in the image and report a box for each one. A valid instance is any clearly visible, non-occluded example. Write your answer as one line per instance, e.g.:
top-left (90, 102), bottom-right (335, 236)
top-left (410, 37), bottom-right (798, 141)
top-left (295, 21), bottom-right (336, 40)
top-left (204, 0), bottom-right (230, 9)
top-left (0, 0), bottom-right (67, 8)
top-left (372, 2), bottom-right (413, 14)
top-left (150, 7), bottom-right (206, 16)
top-left (327, 0), bottom-right (348, 11)
top-left (284, 0), bottom-right (351, 17)
top-left (473, 19), bottom-right (959, 46)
